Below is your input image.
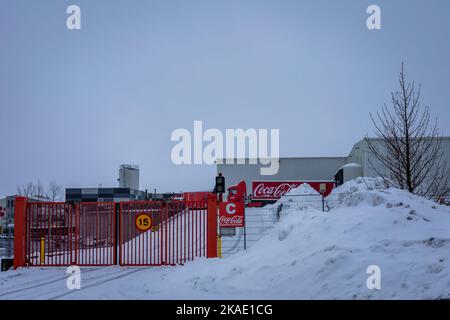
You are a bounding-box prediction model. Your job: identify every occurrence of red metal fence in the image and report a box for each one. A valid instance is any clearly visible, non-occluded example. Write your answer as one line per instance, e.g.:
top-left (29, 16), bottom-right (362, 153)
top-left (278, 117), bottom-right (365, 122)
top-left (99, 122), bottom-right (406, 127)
top-left (119, 201), bottom-right (207, 266)
top-left (23, 202), bottom-right (115, 267)
top-left (14, 196), bottom-right (218, 269)
top-left (77, 203), bottom-right (116, 266)
top-left (25, 202), bottom-right (76, 266)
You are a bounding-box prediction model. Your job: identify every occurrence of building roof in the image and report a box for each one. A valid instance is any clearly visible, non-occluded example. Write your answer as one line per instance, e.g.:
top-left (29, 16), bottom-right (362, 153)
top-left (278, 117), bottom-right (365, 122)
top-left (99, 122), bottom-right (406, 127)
top-left (217, 156), bottom-right (347, 163)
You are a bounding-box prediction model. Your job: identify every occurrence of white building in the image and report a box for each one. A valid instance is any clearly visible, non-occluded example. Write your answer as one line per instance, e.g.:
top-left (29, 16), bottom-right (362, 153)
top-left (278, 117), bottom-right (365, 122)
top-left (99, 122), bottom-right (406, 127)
top-left (217, 137), bottom-right (450, 198)
top-left (0, 196), bottom-right (15, 235)
top-left (347, 137), bottom-right (450, 179)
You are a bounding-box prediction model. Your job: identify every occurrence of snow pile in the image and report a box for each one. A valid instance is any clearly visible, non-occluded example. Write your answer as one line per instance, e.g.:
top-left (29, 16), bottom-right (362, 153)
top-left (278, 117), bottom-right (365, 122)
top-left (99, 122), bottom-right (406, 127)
top-left (324, 177), bottom-right (389, 210)
top-left (330, 177), bottom-right (387, 202)
top-left (273, 183), bottom-right (323, 211)
top-left (2, 178), bottom-right (450, 299)
top-left (285, 183), bottom-right (321, 196)
top-left (171, 179), bottom-right (450, 299)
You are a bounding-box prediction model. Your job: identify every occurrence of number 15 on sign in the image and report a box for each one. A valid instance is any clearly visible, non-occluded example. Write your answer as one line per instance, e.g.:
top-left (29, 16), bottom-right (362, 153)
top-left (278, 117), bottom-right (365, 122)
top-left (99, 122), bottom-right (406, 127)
top-left (135, 214), bottom-right (152, 232)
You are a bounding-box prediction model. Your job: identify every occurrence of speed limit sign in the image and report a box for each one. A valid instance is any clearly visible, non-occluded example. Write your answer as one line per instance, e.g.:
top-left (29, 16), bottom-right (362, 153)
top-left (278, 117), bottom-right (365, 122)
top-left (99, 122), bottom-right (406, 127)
top-left (135, 213), bottom-right (152, 232)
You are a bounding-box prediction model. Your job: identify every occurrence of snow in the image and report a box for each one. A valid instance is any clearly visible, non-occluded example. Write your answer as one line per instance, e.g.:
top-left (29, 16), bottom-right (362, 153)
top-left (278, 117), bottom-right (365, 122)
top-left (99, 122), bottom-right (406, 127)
top-left (285, 182), bottom-right (321, 197)
top-left (267, 183), bottom-right (324, 212)
top-left (2, 177), bottom-right (450, 299)
top-left (221, 208), bottom-right (276, 256)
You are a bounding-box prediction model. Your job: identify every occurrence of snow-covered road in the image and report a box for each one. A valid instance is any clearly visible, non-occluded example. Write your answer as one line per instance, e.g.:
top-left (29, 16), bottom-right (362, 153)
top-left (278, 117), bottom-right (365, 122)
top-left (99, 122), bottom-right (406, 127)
top-left (0, 262), bottom-right (266, 300)
top-left (0, 266), bottom-right (150, 300)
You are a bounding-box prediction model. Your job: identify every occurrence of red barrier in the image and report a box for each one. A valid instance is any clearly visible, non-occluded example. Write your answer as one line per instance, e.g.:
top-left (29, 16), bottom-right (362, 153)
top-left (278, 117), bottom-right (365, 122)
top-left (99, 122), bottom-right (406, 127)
top-left (77, 203), bottom-right (116, 266)
top-left (119, 201), bottom-right (208, 266)
top-left (14, 198), bottom-right (218, 269)
top-left (207, 194), bottom-right (218, 258)
top-left (20, 201), bottom-right (115, 267)
top-left (13, 197), bottom-right (27, 269)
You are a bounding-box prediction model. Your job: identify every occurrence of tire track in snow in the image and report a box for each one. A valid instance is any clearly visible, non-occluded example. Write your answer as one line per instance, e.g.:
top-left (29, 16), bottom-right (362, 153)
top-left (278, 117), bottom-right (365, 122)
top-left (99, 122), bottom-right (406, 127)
top-left (48, 267), bottom-right (150, 300)
top-left (0, 267), bottom-right (98, 298)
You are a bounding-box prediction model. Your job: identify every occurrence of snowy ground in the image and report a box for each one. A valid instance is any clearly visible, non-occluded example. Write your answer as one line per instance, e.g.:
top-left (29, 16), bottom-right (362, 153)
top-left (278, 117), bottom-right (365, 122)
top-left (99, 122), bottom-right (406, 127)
top-left (1, 177), bottom-right (450, 300)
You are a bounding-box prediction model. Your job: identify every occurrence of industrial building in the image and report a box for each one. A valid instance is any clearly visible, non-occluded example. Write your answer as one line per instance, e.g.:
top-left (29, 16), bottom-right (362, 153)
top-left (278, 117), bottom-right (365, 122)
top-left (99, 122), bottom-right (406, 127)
top-left (65, 164), bottom-right (178, 203)
top-left (217, 137), bottom-right (450, 200)
top-left (118, 164), bottom-right (140, 190)
top-left (346, 137), bottom-right (450, 178)
top-left (0, 196), bottom-right (15, 235)
top-left (217, 157), bottom-right (348, 198)
top-left (66, 164), bottom-right (144, 203)
top-left (65, 187), bottom-right (147, 203)
top-left (0, 196), bottom-right (42, 234)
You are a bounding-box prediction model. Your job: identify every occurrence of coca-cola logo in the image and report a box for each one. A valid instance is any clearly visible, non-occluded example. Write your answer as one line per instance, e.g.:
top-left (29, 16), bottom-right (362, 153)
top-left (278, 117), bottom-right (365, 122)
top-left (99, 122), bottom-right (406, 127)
top-left (219, 201), bottom-right (245, 227)
top-left (253, 182), bottom-right (302, 199)
top-left (219, 215), bottom-right (244, 226)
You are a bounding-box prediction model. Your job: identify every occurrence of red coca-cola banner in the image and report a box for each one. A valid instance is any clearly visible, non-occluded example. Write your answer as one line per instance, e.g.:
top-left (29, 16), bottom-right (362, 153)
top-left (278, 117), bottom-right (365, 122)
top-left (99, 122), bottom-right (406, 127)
top-left (252, 181), bottom-right (334, 200)
top-left (219, 201), bottom-right (245, 228)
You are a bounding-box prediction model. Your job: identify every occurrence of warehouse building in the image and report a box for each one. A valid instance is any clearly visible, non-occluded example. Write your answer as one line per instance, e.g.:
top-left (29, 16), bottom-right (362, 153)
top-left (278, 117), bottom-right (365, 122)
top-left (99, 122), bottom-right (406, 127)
top-left (217, 157), bottom-right (348, 198)
top-left (346, 137), bottom-right (450, 178)
top-left (217, 137), bottom-right (450, 199)
top-left (65, 164), bottom-right (144, 203)
top-left (65, 164), bottom-right (179, 203)
top-left (65, 187), bottom-right (147, 203)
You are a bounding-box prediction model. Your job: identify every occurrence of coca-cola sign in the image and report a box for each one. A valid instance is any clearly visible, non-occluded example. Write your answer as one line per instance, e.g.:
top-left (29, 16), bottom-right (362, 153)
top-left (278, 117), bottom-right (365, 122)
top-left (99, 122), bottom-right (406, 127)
top-left (252, 181), bottom-right (334, 200)
top-left (219, 201), bottom-right (245, 228)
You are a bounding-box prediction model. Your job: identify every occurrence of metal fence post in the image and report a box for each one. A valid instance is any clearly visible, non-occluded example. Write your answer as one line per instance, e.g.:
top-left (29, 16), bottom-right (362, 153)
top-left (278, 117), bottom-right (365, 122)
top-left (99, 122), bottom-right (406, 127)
top-left (206, 194), bottom-right (218, 258)
top-left (7, 225), bottom-right (12, 257)
top-left (114, 202), bottom-right (120, 265)
top-left (276, 203), bottom-right (283, 221)
top-left (14, 197), bottom-right (27, 269)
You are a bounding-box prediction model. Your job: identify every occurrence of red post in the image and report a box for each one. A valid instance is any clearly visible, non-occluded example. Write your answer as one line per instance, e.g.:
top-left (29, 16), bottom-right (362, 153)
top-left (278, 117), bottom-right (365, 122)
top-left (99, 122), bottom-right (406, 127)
top-left (206, 194), bottom-right (218, 258)
top-left (14, 197), bottom-right (27, 270)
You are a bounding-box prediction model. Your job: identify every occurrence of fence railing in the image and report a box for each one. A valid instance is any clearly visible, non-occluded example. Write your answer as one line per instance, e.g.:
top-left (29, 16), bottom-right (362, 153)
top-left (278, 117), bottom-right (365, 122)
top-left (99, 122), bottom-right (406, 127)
top-left (13, 196), bottom-right (219, 269)
top-left (275, 193), bottom-right (346, 213)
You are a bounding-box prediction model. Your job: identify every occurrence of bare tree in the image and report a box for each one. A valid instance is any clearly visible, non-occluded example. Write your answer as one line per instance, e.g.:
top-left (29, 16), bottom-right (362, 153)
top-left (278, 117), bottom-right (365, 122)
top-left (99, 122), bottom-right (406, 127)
top-left (366, 63), bottom-right (449, 199)
top-left (47, 181), bottom-right (63, 201)
top-left (17, 182), bottom-right (35, 197)
top-left (32, 180), bottom-right (46, 201)
top-left (16, 180), bottom-right (52, 201)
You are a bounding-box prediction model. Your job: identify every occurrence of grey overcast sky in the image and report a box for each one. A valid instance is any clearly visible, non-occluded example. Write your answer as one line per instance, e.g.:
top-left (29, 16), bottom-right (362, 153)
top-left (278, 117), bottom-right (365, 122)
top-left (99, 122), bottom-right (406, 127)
top-left (1, 0), bottom-right (449, 195)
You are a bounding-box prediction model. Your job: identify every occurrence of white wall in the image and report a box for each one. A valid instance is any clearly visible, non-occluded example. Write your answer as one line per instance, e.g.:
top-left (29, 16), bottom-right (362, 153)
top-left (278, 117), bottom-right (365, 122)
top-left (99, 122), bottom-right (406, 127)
top-left (348, 137), bottom-right (450, 193)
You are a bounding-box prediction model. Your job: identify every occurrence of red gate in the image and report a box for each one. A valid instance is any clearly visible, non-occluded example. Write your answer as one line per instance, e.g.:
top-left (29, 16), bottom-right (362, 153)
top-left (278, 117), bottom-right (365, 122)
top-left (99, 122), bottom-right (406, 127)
top-left (76, 203), bottom-right (116, 266)
top-left (13, 196), bottom-right (218, 269)
top-left (22, 201), bottom-right (115, 267)
top-left (119, 201), bottom-right (208, 266)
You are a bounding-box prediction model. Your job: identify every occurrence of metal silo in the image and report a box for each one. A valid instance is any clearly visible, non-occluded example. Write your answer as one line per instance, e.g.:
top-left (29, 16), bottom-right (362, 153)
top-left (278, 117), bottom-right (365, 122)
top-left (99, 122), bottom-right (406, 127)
top-left (118, 164), bottom-right (140, 190)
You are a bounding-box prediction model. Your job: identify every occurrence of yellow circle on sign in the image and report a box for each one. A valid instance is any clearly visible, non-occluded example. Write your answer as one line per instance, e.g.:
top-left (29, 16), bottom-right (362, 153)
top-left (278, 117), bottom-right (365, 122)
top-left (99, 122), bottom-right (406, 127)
top-left (135, 214), bottom-right (152, 232)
